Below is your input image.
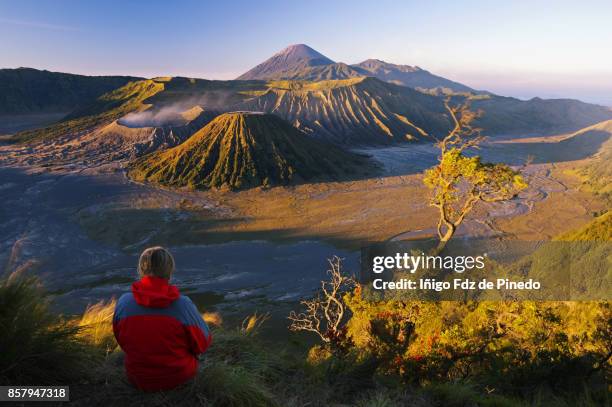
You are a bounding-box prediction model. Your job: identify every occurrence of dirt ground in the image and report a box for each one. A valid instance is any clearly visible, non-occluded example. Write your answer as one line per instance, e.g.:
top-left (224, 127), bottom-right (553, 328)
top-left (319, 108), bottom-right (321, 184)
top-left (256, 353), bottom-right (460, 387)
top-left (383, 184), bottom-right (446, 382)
top-left (76, 160), bottom-right (606, 252)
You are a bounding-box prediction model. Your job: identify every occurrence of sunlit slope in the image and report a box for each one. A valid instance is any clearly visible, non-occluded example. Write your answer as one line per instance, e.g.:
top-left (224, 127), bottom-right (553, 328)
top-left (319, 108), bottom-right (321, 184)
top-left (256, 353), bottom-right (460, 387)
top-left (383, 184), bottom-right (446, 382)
top-left (236, 77), bottom-right (451, 144)
top-left (12, 79), bottom-right (165, 143)
top-left (503, 212), bottom-right (611, 300)
top-left (572, 120), bottom-right (612, 197)
top-left (129, 108), bottom-right (220, 156)
top-left (557, 211), bottom-right (611, 241)
top-left (128, 112), bottom-right (371, 189)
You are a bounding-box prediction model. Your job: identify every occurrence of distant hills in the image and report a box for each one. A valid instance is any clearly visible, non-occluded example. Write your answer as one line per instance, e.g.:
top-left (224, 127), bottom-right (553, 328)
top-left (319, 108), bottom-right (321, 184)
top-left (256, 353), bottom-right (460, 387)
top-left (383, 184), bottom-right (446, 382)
top-left (0, 68), bottom-right (141, 116)
top-left (7, 74), bottom-right (612, 146)
top-left (128, 112), bottom-right (370, 189)
top-left (353, 59), bottom-right (476, 94)
top-left (3, 45), bottom-right (611, 146)
top-left (236, 44), bottom-right (476, 94)
top-left (471, 95), bottom-right (612, 136)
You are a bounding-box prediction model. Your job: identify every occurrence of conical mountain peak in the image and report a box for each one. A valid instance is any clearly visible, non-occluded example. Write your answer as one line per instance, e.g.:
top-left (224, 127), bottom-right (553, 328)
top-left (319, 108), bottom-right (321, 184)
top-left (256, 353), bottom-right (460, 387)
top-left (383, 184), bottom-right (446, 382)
top-left (237, 44), bottom-right (334, 80)
top-left (128, 112), bottom-right (370, 190)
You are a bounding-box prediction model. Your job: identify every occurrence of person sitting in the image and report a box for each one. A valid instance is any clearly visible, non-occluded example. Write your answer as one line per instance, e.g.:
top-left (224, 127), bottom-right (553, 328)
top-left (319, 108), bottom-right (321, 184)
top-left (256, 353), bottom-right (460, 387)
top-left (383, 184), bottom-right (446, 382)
top-left (113, 246), bottom-right (212, 391)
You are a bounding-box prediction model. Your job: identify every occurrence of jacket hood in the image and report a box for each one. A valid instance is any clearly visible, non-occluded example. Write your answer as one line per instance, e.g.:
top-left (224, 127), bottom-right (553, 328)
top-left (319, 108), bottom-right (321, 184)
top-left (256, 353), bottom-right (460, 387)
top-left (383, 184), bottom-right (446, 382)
top-left (132, 276), bottom-right (180, 308)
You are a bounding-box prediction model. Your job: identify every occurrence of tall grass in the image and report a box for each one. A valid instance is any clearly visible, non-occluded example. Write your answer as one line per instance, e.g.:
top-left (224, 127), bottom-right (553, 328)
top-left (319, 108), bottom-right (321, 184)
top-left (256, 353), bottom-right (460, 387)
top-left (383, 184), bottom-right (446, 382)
top-left (6, 271), bottom-right (604, 405)
top-left (72, 311), bottom-right (283, 407)
top-left (0, 273), bottom-right (96, 385)
top-left (78, 299), bottom-right (117, 351)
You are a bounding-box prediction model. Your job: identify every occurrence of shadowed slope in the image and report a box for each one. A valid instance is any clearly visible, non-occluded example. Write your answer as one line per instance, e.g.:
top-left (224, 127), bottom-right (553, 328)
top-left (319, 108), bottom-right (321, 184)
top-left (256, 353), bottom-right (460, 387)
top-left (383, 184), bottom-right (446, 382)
top-left (128, 112), bottom-right (371, 189)
top-left (353, 59), bottom-right (476, 93)
top-left (0, 68), bottom-right (141, 116)
top-left (472, 95), bottom-right (612, 135)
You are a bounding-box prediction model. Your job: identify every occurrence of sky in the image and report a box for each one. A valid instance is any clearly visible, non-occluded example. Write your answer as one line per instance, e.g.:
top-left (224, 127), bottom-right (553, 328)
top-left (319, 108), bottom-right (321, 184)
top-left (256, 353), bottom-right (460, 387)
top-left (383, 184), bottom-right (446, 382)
top-left (1, 0), bottom-right (611, 105)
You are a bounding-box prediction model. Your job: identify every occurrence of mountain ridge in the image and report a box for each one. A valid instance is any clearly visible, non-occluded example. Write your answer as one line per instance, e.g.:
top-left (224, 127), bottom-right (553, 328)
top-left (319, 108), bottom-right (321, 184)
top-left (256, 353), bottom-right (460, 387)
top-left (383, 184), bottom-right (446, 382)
top-left (352, 59), bottom-right (476, 94)
top-left (235, 76), bottom-right (452, 144)
top-left (5, 67), bottom-right (612, 146)
top-left (0, 67), bottom-right (142, 116)
top-left (236, 44), bottom-right (476, 93)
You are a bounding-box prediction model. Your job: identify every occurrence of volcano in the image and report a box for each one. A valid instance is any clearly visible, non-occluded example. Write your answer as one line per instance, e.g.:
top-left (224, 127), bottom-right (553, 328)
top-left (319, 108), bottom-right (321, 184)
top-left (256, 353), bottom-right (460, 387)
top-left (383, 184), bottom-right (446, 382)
top-left (237, 44), bottom-right (335, 80)
top-left (128, 112), bottom-right (371, 190)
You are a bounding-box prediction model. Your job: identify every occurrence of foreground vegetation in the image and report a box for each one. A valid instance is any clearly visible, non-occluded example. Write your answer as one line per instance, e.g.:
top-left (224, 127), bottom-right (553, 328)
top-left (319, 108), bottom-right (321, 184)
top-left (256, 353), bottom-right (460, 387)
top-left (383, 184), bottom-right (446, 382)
top-left (1, 214), bottom-right (610, 406)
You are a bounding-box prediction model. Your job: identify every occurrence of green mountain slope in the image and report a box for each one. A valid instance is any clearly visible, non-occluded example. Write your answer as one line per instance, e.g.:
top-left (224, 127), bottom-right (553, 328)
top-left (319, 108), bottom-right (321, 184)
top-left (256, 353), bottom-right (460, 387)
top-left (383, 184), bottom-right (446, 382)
top-left (557, 212), bottom-right (611, 241)
top-left (0, 68), bottom-right (140, 115)
top-left (11, 79), bottom-right (164, 143)
top-left (128, 112), bottom-right (371, 189)
top-left (502, 212), bottom-right (611, 301)
top-left (570, 120), bottom-right (612, 198)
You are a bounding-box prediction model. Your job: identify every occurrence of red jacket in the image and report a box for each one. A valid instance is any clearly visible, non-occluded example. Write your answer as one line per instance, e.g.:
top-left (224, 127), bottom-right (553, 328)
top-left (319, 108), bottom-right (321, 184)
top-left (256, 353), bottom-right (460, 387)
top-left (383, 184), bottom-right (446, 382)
top-left (113, 276), bottom-right (212, 391)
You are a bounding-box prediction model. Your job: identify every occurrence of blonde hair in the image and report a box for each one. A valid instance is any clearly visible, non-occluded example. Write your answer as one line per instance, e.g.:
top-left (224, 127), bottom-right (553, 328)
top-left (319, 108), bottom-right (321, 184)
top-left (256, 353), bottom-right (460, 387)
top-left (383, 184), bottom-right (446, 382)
top-left (137, 246), bottom-right (175, 279)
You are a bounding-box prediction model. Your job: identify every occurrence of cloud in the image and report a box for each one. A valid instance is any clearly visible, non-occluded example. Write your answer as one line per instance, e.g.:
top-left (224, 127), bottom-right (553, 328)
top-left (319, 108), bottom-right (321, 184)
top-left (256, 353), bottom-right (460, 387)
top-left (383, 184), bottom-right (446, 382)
top-left (0, 18), bottom-right (79, 32)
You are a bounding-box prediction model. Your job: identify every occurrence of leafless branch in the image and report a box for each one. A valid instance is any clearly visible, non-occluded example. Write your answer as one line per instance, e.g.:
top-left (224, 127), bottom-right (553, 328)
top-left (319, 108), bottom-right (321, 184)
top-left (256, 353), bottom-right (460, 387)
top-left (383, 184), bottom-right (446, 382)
top-left (288, 256), bottom-right (356, 345)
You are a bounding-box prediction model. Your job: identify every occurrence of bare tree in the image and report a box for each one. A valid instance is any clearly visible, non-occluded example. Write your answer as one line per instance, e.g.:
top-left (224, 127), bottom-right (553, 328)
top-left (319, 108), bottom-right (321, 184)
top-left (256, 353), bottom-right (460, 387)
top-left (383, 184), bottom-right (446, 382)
top-left (424, 97), bottom-right (528, 253)
top-left (288, 256), bottom-right (356, 345)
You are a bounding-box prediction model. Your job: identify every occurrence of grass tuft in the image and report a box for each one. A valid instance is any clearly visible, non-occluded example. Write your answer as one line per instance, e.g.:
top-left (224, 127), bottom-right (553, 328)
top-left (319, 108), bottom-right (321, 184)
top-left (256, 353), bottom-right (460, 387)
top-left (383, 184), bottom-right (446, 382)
top-left (78, 299), bottom-right (117, 351)
top-left (0, 274), bottom-right (97, 385)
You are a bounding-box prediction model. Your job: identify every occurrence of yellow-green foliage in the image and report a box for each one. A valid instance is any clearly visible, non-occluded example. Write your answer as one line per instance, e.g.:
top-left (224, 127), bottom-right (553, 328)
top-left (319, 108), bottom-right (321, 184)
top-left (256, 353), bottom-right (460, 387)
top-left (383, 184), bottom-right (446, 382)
top-left (340, 217), bottom-right (610, 394)
top-left (424, 148), bottom-right (527, 208)
top-left (78, 299), bottom-right (117, 351)
top-left (423, 146), bottom-right (526, 247)
top-left (344, 293), bottom-right (611, 385)
top-left (12, 79), bottom-right (164, 143)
